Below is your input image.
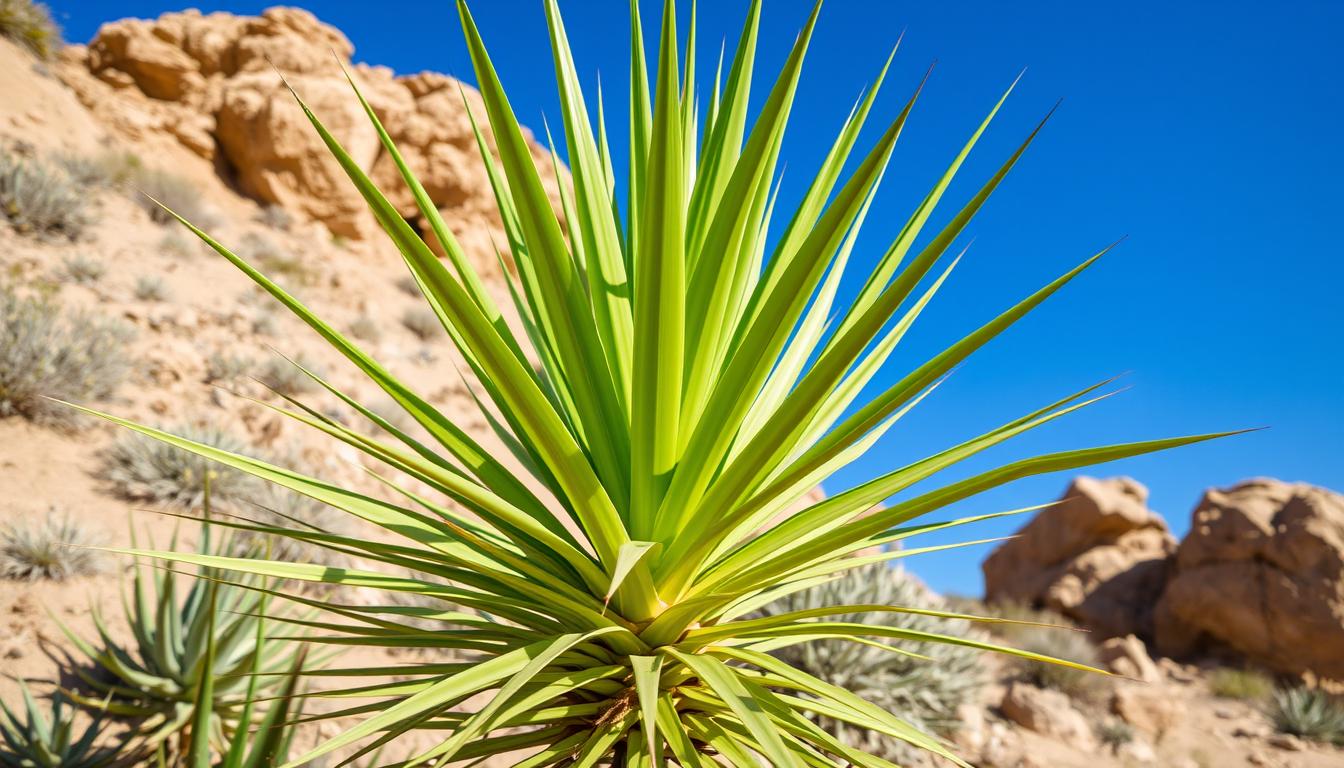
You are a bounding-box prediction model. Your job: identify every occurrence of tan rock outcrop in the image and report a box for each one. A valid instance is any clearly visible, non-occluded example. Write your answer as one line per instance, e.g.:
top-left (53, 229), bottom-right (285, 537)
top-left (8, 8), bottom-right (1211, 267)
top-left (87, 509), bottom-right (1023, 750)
top-left (57, 6), bottom-right (565, 261)
top-left (1099, 634), bottom-right (1162, 683)
top-left (999, 683), bottom-right (1097, 751)
top-left (983, 476), bottom-right (1177, 639)
top-left (1154, 479), bottom-right (1344, 678)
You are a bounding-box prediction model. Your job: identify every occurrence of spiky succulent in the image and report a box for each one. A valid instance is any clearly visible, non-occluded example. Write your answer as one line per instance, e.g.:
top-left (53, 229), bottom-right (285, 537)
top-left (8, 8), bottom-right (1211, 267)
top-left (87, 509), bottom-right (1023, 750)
top-left (0, 682), bottom-right (133, 768)
top-left (1270, 687), bottom-right (1344, 745)
top-left (68, 0), bottom-right (1236, 763)
top-left (755, 563), bottom-right (985, 763)
top-left (61, 525), bottom-right (301, 751)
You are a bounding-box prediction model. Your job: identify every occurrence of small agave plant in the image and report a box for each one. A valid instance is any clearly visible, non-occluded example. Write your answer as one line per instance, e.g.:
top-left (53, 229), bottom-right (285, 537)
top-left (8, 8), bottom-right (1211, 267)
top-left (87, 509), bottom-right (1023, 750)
top-left (0, 682), bottom-right (133, 768)
top-left (61, 524), bottom-right (301, 753)
top-left (67, 0), bottom-right (1237, 763)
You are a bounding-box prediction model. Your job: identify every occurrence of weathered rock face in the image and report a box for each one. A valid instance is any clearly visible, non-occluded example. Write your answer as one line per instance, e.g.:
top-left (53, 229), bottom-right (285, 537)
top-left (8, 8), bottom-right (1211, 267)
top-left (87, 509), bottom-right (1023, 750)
top-left (983, 476), bottom-right (1177, 639)
top-left (1154, 479), bottom-right (1344, 678)
top-left (59, 6), bottom-right (564, 263)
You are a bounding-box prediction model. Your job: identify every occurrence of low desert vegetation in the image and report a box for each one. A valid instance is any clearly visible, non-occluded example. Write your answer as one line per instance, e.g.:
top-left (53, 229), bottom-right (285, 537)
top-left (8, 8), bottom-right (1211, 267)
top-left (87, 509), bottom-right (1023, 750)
top-left (399, 305), bottom-right (441, 340)
top-left (0, 0), bottom-right (60, 60)
top-left (1095, 719), bottom-right (1135, 751)
top-left (237, 232), bottom-right (318, 286)
top-left (134, 168), bottom-right (218, 229)
top-left (256, 353), bottom-right (321, 396)
top-left (0, 149), bottom-right (92, 239)
top-left (0, 508), bottom-right (104, 581)
top-left (0, 286), bottom-right (131, 425)
top-left (347, 313), bottom-right (380, 342)
top-left (255, 203), bottom-right (293, 231)
top-left (61, 524), bottom-right (303, 752)
top-left (99, 423), bottom-right (257, 511)
top-left (133, 274), bottom-right (169, 301)
top-left (394, 273), bottom-right (421, 296)
top-left (1269, 687), bottom-right (1344, 745)
top-left (1209, 666), bottom-right (1275, 701)
top-left (980, 601), bottom-right (1110, 701)
top-left (158, 231), bottom-right (197, 259)
top-left (203, 351), bottom-right (253, 384)
top-left (757, 563), bottom-right (985, 762)
top-left (0, 681), bottom-right (128, 767)
top-left (65, 0), bottom-right (1235, 761)
top-left (56, 148), bottom-right (143, 189)
top-left (59, 255), bottom-right (105, 285)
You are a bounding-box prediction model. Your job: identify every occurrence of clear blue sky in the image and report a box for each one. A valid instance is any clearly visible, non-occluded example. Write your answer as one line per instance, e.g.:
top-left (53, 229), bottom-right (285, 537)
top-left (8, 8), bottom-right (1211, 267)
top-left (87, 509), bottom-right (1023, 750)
top-left (58, 2), bottom-right (1343, 596)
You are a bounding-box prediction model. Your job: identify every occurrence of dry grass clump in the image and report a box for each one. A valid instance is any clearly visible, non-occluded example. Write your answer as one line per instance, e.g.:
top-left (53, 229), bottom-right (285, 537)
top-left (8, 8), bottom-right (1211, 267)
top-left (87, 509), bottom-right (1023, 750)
top-left (0, 508), bottom-right (104, 581)
top-left (1209, 666), bottom-right (1275, 702)
top-left (978, 601), bottom-right (1109, 702)
top-left (348, 313), bottom-right (380, 342)
top-left (394, 274), bottom-right (421, 296)
top-left (239, 232), bottom-right (318, 286)
top-left (0, 287), bottom-right (132, 425)
top-left (400, 306), bottom-right (442, 341)
top-left (1270, 687), bottom-right (1344, 745)
top-left (158, 231), bottom-right (198, 260)
top-left (58, 255), bottom-right (105, 285)
top-left (134, 168), bottom-right (219, 228)
top-left (0, 0), bottom-right (61, 59)
top-left (56, 149), bottom-right (142, 188)
top-left (204, 351), bottom-right (253, 384)
top-left (0, 150), bottom-right (91, 239)
top-left (257, 354), bottom-right (321, 396)
top-left (132, 274), bottom-right (169, 302)
top-left (99, 423), bottom-right (259, 511)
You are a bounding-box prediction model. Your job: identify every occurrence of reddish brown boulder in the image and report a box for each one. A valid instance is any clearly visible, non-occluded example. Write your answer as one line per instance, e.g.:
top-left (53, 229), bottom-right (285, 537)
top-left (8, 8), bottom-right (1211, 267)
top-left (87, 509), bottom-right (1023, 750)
top-left (983, 476), bottom-right (1176, 639)
top-left (1154, 479), bottom-right (1344, 678)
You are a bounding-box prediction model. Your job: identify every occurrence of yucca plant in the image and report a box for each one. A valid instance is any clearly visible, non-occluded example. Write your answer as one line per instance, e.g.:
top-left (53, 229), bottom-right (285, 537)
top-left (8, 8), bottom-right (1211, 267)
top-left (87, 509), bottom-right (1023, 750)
top-left (0, 682), bottom-right (134, 768)
top-left (67, 0), bottom-right (1239, 763)
top-left (61, 523), bottom-right (302, 752)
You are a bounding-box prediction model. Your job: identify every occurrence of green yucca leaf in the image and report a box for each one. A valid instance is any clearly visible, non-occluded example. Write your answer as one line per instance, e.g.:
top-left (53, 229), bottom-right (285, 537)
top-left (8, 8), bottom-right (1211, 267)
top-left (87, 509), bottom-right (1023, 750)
top-left (78, 0), bottom-right (1245, 763)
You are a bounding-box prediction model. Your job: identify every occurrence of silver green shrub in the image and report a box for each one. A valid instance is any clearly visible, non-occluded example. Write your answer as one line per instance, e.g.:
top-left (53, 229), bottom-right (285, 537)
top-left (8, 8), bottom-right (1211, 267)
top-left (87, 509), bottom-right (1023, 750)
top-left (0, 150), bottom-right (91, 239)
top-left (0, 508), bottom-right (104, 581)
top-left (1270, 687), bottom-right (1344, 745)
top-left (0, 0), bottom-right (61, 60)
top-left (99, 423), bottom-right (260, 512)
top-left (756, 562), bottom-right (985, 765)
top-left (0, 287), bottom-right (132, 425)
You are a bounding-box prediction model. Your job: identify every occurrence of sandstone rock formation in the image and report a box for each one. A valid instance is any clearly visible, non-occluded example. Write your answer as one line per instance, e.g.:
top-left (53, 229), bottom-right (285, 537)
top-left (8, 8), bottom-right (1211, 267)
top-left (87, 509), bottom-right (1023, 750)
top-left (999, 683), bottom-right (1097, 751)
top-left (1155, 479), bottom-right (1344, 678)
top-left (983, 476), bottom-right (1177, 639)
top-left (55, 6), bottom-right (564, 269)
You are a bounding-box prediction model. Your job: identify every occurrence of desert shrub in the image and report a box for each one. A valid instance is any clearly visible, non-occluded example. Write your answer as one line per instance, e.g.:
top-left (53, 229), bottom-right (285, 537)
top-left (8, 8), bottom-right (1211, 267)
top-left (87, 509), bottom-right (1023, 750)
top-left (1269, 687), bottom-right (1344, 745)
top-left (134, 168), bottom-right (218, 228)
top-left (203, 351), bottom-right (253, 384)
top-left (347, 313), bottom-right (380, 342)
top-left (0, 150), bottom-right (91, 239)
top-left (99, 423), bottom-right (259, 512)
top-left (238, 232), bottom-right (317, 286)
top-left (158, 231), bottom-right (197, 259)
top-left (0, 0), bottom-right (60, 60)
top-left (1210, 666), bottom-right (1275, 701)
top-left (251, 311), bottom-right (278, 336)
top-left (0, 287), bottom-right (132, 425)
top-left (57, 149), bottom-right (143, 188)
top-left (0, 508), bottom-right (103, 581)
top-left (133, 274), bottom-right (169, 302)
top-left (59, 255), bottom-right (105, 285)
top-left (400, 306), bottom-right (441, 341)
top-left (257, 354), bottom-right (320, 396)
top-left (755, 563), bottom-right (985, 764)
top-left (0, 681), bottom-right (131, 767)
top-left (394, 273), bottom-right (421, 296)
top-left (979, 601), bottom-right (1109, 701)
top-left (1095, 719), bottom-right (1134, 751)
top-left (256, 203), bottom-right (293, 231)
